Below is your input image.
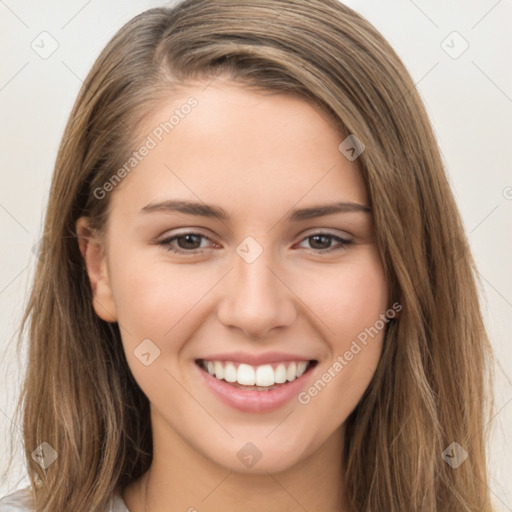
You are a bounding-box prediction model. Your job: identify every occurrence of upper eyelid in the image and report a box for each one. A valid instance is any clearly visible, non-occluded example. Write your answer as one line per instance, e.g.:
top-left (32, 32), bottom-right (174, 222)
top-left (159, 227), bottom-right (352, 240)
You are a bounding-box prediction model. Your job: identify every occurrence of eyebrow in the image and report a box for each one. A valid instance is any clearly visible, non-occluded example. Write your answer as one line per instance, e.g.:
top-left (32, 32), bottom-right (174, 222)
top-left (140, 200), bottom-right (371, 222)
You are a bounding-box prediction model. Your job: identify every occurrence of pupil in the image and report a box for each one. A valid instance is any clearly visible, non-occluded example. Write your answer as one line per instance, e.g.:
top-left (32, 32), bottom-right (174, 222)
top-left (310, 235), bottom-right (330, 249)
top-left (179, 234), bottom-right (201, 249)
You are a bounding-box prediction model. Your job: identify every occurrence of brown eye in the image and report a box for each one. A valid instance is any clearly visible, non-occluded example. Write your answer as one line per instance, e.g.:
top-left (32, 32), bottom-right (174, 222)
top-left (158, 232), bottom-right (214, 254)
top-left (174, 234), bottom-right (203, 250)
top-left (298, 233), bottom-right (352, 252)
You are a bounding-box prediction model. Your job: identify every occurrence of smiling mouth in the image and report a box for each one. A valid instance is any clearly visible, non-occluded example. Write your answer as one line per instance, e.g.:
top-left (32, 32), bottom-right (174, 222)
top-left (195, 359), bottom-right (318, 391)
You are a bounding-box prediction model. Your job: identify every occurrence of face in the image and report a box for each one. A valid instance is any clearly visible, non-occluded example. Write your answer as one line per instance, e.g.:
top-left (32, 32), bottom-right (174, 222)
top-left (78, 78), bottom-right (389, 474)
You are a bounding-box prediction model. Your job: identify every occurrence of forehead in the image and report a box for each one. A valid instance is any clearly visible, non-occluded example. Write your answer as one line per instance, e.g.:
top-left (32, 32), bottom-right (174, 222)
top-left (109, 78), bottom-right (368, 217)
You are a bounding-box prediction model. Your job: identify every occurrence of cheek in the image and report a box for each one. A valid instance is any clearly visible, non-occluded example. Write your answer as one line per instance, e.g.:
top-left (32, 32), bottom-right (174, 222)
top-left (296, 254), bottom-right (388, 428)
top-left (302, 252), bottom-right (389, 345)
top-left (296, 251), bottom-right (387, 391)
top-left (109, 249), bottom-right (210, 339)
top-left (108, 254), bottom-right (205, 397)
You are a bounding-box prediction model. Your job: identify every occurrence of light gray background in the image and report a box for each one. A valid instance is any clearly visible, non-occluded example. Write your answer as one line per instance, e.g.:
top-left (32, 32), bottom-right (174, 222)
top-left (1, 0), bottom-right (511, 508)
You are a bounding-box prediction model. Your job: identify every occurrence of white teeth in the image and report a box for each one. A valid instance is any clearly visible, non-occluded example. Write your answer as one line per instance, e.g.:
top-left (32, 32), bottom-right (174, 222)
top-left (286, 362), bottom-right (297, 382)
top-left (255, 365), bottom-right (274, 387)
top-left (297, 361), bottom-right (308, 377)
top-left (214, 361), bottom-right (224, 380)
top-left (224, 362), bottom-right (237, 383)
top-left (237, 364), bottom-right (255, 385)
top-left (201, 359), bottom-right (311, 388)
top-left (274, 364), bottom-right (287, 384)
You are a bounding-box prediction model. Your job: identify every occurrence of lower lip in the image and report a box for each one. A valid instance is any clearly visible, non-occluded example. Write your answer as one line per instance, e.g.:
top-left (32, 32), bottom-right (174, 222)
top-left (196, 363), bottom-right (314, 413)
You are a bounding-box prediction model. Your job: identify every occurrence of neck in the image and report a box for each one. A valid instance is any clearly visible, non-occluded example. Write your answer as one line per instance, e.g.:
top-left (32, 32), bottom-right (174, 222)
top-left (124, 410), bottom-right (348, 512)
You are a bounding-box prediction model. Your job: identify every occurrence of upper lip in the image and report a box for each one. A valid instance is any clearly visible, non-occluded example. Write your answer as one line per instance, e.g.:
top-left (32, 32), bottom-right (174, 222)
top-left (198, 351), bottom-right (316, 366)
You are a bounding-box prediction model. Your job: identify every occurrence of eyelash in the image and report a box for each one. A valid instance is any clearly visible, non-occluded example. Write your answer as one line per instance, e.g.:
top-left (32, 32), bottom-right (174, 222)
top-left (158, 231), bottom-right (353, 255)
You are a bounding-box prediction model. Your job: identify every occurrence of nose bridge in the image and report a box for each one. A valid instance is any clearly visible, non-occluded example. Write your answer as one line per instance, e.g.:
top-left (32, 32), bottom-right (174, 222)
top-left (235, 250), bottom-right (278, 300)
top-left (216, 237), bottom-right (296, 337)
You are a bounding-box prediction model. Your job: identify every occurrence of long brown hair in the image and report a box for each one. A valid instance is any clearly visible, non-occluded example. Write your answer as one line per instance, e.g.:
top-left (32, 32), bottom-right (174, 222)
top-left (5, 0), bottom-right (495, 510)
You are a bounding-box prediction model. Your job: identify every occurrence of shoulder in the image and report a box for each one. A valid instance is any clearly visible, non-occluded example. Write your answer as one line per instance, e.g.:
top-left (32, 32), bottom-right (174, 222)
top-left (110, 490), bottom-right (131, 512)
top-left (0, 487), bottom-right (129, 512)
top-left (0, 487), bottom-right (35, 511)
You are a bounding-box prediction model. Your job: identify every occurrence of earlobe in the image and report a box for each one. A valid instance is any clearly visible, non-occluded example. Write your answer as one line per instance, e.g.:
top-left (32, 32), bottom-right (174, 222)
top-left (75, 217), bottom-right (118, 323)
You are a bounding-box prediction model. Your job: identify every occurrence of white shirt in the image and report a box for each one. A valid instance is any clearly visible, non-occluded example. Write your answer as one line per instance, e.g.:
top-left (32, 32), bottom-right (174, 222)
top-left (0, 487), bottom-right (130, 511)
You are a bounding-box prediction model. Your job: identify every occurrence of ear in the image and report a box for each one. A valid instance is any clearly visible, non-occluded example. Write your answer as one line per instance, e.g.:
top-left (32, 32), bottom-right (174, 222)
top-left (75, 217), bottom-right (118, 323)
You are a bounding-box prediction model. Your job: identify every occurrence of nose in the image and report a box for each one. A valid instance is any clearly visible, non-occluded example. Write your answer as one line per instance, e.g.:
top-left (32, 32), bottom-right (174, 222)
top-left (216, 245), bottom-right (297, 339)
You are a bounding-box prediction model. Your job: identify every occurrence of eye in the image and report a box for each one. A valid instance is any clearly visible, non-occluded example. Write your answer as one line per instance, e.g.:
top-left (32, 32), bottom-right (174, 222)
top-left (158, 232), bottom-right (216, 254)
top-left (296, 232), bottom-right (352, 252)
top-left (158, 231), bottom-right (352, 255)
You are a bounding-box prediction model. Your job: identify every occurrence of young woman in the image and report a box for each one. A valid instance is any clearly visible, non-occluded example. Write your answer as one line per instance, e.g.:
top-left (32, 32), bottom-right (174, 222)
top-left (1, 0), bottom-right (496, 510)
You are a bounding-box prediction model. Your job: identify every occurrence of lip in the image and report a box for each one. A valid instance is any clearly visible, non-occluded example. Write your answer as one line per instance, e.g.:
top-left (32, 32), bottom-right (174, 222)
top-left (199, 351), bottom-right (313, 366)
top-left (195, 358), bottom-right (317, 413)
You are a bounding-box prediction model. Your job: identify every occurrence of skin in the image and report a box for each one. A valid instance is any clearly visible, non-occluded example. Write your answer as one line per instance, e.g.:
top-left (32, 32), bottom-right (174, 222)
top-left (77, 77), bottom-right (389, 512)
